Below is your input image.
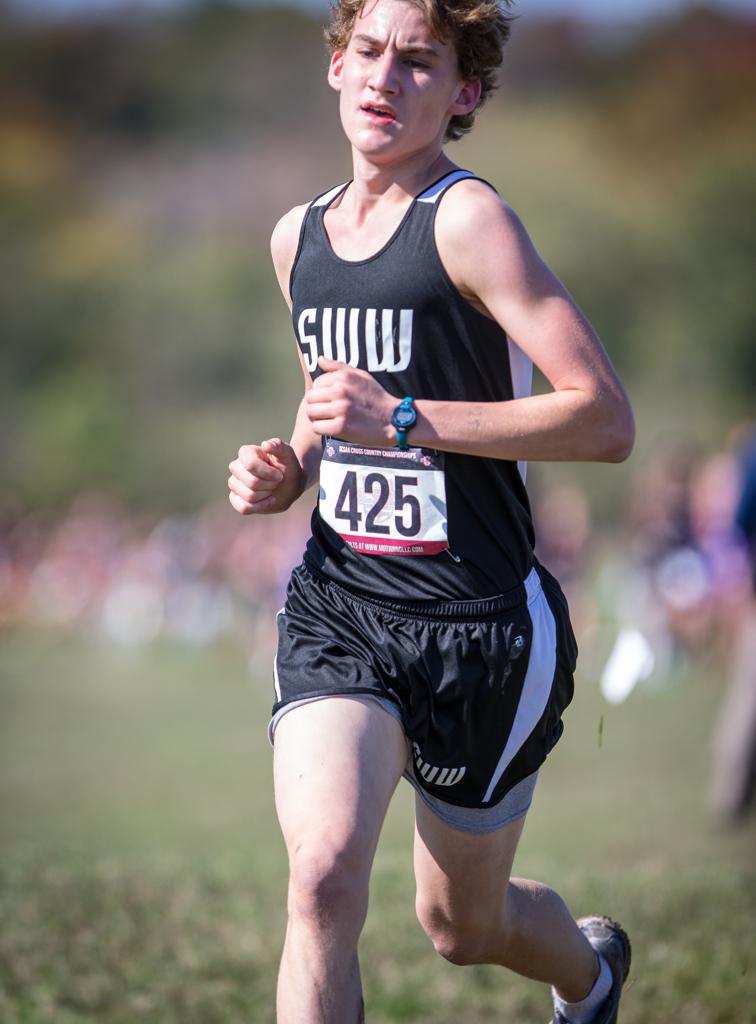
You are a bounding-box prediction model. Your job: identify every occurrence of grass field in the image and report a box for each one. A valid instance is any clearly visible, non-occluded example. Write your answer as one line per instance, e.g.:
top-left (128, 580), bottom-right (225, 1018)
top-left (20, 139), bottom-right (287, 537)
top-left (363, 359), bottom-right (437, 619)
top-left (1, 626), bottom-right (755, 1023)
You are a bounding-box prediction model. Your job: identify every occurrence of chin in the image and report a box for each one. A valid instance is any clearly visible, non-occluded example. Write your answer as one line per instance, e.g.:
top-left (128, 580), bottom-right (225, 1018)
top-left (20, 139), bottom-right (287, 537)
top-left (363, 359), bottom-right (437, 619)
top-left (349, 130), bottom-right (401, 155)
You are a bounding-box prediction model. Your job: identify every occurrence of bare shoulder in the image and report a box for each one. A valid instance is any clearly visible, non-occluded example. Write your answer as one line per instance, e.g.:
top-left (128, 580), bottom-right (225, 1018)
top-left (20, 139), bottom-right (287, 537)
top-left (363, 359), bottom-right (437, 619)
top-left (435, 178), bottom-right (552, 312)
top-left (435, 178), bottom-right (531, 264)
top-left (270, 202), bottom-right (310, 306)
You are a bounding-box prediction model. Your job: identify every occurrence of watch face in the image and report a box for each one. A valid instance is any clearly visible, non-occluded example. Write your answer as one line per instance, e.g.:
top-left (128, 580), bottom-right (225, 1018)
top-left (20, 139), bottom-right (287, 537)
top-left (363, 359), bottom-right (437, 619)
top-left (392, 406), bottom-right (416, 429)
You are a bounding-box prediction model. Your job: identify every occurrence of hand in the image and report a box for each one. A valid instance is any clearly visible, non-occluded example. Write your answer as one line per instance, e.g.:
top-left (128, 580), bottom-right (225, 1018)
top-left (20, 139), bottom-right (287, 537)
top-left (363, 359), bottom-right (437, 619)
top-left (305, 357), bottom-right (395, 446)
top-left (228, 438), bottom-right (304, 515)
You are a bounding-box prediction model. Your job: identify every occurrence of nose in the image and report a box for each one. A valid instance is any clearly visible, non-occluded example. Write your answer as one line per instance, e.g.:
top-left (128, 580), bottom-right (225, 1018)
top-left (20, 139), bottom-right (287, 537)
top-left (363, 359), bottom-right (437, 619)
top-left (368, 52), bottom-right (399, 94)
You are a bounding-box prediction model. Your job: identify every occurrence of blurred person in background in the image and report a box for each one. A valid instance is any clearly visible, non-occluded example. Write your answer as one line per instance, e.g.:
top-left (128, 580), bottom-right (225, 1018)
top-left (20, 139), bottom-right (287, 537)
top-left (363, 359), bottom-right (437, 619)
top-left (533, 483), bottom-right (596, 654)
top-left (599, 440), bottom-right (751, 706)
top-left (597, 445), bottom-right (694, 705)
top-left (710, 423), bottom-right (756, 825)
top-left (227, 1), bottom-right (634, 1023)
top-left (687, 450), bottom-right (751, 661)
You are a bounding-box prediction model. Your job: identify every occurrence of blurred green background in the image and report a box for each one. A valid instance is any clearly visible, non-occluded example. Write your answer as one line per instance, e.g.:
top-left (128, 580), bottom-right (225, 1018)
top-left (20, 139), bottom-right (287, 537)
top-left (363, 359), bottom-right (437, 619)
top-left (1, 1), bottom-right (755, 1021)
top-left (1, 0), bottom-right (755, 512)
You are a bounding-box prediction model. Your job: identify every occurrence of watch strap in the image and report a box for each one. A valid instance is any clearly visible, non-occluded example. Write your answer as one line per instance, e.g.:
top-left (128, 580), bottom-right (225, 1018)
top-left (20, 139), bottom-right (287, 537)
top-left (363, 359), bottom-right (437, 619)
top-left (393, 396), bottom-right (416, 451)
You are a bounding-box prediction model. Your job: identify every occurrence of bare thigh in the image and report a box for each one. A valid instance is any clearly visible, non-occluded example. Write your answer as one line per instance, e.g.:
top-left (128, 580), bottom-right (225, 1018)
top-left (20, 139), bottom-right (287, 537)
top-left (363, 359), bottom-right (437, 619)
top-left (414, 793), bottom-right (526, 937)
top-left (413, 796), bottom-right (598, 995)
top-left (274, 696), bottom-right (409, 880)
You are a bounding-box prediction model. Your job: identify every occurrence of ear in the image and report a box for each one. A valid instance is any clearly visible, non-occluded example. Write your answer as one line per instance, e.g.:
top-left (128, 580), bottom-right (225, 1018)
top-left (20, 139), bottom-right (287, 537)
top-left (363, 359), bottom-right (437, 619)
top-left (328, 50), bottom-right (345, 93)
top-left (449, 78), bottom-right (482, 118)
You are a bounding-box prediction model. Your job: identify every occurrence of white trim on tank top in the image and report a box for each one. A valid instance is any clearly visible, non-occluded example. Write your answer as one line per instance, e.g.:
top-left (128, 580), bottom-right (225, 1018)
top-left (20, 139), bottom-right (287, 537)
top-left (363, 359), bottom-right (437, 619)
top-left (417, 169), bottom-right (475, 204)
top-left (312, 182), bottom-right (349, 208)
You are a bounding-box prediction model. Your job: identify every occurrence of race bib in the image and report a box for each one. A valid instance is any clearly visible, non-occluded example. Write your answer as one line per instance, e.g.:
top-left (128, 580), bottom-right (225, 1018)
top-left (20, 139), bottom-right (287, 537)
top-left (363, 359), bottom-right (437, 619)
top-left (319, 438), bottom-right (449, 556)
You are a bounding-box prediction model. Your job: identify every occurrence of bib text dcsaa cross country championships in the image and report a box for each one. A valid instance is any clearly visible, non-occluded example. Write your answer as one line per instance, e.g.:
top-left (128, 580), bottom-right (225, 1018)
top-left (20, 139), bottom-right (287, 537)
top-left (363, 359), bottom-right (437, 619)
top-left (297, 307), bottom-right (414, 373)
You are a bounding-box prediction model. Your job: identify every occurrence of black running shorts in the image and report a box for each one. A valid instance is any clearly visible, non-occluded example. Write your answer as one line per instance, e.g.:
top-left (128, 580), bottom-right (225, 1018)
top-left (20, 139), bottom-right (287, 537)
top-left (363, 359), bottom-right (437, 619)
top-left (271, 559), bottom-right (577, 810)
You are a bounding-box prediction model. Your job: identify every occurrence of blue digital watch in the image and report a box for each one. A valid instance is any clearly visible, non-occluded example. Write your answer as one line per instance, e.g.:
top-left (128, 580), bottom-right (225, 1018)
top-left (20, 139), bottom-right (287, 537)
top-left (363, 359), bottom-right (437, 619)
top-left (391, 396), bottom-right (417, 451)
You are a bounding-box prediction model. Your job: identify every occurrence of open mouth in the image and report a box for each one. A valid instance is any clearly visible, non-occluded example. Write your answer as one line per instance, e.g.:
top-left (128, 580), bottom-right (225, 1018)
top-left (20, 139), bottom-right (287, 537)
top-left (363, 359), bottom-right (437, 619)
top-left (361, 104), bottom-right (397, 122)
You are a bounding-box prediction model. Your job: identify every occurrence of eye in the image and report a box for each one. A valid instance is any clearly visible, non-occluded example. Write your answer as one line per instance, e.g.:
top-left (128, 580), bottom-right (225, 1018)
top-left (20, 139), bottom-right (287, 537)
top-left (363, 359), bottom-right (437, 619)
top-left (358, 48), bottom-right (380, 60)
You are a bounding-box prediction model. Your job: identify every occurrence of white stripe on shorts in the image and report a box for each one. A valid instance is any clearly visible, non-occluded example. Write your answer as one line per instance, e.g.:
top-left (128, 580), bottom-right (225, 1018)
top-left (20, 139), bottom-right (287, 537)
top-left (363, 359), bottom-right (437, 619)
top-left (482, 568), bottom-right (557, 804)
top-left (272, 607), bottom-right (285, 703)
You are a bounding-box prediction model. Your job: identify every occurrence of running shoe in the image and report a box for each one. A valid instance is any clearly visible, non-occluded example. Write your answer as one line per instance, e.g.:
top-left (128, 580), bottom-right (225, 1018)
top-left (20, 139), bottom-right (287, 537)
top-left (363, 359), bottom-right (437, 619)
top-left (551, 915), bottom-right (632, 1024)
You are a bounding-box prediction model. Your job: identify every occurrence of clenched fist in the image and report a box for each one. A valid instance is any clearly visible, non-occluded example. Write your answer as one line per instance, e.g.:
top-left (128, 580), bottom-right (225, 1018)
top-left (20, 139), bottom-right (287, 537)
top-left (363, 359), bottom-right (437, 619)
top-left (305, 357), bottom-right (395, 446)
top-left (228, 438), bottom-right (304, 515)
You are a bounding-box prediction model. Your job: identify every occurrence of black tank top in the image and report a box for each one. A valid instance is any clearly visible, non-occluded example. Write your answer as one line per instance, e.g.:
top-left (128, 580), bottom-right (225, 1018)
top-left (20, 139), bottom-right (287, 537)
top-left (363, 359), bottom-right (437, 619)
top-left (290, 169), bottom-right (536, 601)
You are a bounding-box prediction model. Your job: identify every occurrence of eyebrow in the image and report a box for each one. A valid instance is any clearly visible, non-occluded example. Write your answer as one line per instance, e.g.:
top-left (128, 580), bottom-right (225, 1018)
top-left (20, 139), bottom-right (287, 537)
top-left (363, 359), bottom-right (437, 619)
top-left (352, 33), bottom-right (440, 57)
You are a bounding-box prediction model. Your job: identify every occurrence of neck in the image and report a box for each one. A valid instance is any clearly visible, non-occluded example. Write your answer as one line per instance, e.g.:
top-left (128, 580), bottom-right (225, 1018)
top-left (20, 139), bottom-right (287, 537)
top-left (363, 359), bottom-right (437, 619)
top-left (348, 148), bottom-right (457, 209)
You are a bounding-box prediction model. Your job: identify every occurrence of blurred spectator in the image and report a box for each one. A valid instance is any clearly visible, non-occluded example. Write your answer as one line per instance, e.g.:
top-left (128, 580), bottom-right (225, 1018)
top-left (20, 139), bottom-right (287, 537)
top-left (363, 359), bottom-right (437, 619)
top-left (0, 490), bottom-right (311, 665)
top-left (534, 482), bottom-right (597, 653)
top-left (599, 438), bottom-right (751, 704)
top-left (709, 424), bottom-right (756, 825)
top-left (599, 444), bottom-right (699, 703)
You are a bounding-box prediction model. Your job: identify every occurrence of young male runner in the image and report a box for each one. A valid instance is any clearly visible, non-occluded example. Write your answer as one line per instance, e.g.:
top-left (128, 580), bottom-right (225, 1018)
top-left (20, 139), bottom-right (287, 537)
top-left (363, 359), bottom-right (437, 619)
top-left (228, 1), bottom-right (636, 1021)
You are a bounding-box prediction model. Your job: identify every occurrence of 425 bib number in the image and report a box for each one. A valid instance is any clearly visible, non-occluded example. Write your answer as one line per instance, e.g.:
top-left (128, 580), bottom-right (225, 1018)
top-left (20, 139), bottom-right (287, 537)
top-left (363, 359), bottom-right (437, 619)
top-left (319, 439), bottom-right (449, 556)
top-left (335, 470), bottom-right (420, 537)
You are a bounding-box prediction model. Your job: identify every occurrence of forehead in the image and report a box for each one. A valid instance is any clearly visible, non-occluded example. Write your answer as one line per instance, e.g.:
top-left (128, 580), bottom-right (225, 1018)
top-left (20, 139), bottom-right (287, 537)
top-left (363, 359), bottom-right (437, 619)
top-left (350, 0), bottom-right (448, 51)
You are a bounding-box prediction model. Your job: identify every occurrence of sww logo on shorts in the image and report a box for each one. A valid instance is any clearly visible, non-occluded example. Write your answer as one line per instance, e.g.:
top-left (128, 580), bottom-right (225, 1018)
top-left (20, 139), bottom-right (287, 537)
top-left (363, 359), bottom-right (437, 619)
top-left (413, 743), bottom-right (467, 787)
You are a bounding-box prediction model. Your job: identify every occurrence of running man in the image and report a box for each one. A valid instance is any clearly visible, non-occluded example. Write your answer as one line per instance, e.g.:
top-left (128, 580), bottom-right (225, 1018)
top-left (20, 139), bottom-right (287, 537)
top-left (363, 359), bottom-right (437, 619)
top-left (228, 1), bottom-right (636, 1021)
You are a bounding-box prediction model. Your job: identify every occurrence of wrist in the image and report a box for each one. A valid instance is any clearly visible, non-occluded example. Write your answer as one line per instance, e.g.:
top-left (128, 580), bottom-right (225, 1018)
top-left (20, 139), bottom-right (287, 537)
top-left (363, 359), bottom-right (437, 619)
top-left (390, 396), bottom-right (417, 450)
top-left (292, 446), bottom-right (315, 498)
top-left (298, 454), bottom-right (316, 496)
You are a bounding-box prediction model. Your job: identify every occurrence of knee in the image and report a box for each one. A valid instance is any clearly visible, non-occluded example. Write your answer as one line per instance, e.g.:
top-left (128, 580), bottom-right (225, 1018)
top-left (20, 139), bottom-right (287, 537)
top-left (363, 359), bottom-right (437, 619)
top-left (415, 894), bottom-right (495, 967)
top-left (287, 842), bottom-right (369, 932)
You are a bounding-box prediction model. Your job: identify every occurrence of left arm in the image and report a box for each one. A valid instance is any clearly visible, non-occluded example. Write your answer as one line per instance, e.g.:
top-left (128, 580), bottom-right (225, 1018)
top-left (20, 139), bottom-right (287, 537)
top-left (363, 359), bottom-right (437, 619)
top-left (305, 181), bottom-right (635, 463)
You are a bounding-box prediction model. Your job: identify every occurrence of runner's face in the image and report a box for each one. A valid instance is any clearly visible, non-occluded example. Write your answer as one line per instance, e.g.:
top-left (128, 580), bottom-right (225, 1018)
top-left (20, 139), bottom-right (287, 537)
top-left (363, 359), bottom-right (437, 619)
top-left (328, 0), bottom-right (479, 161)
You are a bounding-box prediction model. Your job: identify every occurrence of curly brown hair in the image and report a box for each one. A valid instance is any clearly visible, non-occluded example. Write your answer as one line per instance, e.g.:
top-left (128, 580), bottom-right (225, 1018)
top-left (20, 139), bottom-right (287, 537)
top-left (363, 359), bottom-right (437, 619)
top-left (325, 0), bottom-right (514, 141)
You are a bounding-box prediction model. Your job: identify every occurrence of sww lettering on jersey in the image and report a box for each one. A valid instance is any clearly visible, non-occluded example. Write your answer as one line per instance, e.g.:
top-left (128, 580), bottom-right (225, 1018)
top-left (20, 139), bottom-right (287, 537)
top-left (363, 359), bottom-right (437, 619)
top-left (297, 307), bottom-right (413, 373)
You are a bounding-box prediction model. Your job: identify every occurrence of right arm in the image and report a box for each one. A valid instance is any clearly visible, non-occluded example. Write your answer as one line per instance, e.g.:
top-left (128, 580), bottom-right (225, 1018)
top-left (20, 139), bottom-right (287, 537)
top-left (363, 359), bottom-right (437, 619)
top-left (228, 204), bottom-right (322, 516)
